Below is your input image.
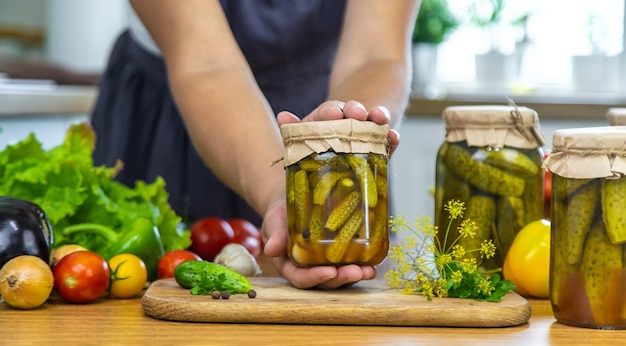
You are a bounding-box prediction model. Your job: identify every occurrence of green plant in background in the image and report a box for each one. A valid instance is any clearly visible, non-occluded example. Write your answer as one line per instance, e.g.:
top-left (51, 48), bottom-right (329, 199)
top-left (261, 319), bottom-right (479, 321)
top-left (468, 0), bottom-right (505, 30)
top-left (385, 199), bottom-right (516, 302)
top-left (412, 0), bottom-right (458, 44)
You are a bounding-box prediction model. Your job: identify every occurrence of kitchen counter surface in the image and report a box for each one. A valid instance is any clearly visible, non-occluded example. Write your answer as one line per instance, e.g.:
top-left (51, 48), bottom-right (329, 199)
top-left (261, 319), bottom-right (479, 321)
top-left (0, 83), bottom-right (97, 116)
top-left (406, 89), bottom-right (626, 120)
top-left (2, 285), bottom-right (624, 346)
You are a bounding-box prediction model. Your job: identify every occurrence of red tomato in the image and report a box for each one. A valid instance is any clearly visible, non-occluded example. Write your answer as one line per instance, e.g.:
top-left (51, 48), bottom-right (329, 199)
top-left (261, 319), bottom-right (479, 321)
top-left (157, 250), bottom-right (202, 279)
top-left (53, 251), bottom-right (110, 303)
top-left (189, 217), bottom-right (235, 261)
top-left (544, 170), bottom-right (552, 202)
top-left (228, 218), bottom-right (263, 258)
top-left (543, 152), bottom-right (552, 218)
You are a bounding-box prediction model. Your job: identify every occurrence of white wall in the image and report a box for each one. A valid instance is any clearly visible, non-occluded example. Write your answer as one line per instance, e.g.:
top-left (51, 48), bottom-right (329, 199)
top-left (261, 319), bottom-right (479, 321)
top-left (0, 114), bottom-right (88, 150)
top-left (45, 0), bottom-right (129, 73)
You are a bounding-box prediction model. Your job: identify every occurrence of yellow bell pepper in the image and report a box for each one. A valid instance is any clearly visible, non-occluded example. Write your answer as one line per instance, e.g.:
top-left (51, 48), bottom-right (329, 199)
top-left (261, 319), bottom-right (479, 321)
top-left (503, 219), bottom-right (551, 299)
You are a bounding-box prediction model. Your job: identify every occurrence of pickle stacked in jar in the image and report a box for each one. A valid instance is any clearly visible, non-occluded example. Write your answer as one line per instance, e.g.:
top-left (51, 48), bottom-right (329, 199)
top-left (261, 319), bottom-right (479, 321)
top-left (434, 141), bottom-right (544, 270)
top-left (550, 175), bottom-right (626, 329)
top-left (286, 151), bottom-right (389, 267)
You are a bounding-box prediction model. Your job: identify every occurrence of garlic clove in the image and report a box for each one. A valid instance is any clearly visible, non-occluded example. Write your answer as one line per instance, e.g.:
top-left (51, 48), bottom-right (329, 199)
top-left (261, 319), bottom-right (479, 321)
top-left (214, 243), bottom-right (262, 277)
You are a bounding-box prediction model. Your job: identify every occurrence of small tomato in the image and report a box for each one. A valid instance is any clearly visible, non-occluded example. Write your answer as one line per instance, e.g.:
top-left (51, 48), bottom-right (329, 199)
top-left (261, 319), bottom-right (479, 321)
top-left (189, 217), bottom-right (235, 261)
top-left (503, 219), bottom-right (551, 299)
top-left (228, 218), bottom-right (263, 258)
top-left (108, 253), bottom-right (148, 299)
top-left (53, 251), bottom-right (110, 303)
top-left (157, 250), bottom-right (202, 279)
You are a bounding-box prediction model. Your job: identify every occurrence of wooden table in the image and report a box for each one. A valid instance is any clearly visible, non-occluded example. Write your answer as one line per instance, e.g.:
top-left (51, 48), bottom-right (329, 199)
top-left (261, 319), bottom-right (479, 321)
top-left (1, 290), bottom-right (625, 346)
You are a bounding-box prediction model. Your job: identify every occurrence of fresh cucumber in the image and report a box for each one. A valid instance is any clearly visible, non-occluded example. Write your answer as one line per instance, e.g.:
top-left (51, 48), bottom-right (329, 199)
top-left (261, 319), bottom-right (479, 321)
top-left (174, 260), bottom-right (252, 294)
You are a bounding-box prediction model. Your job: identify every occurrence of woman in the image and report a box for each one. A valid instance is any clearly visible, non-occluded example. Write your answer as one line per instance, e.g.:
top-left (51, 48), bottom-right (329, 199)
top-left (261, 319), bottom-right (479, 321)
top-left (91, 0), bottom-right (419, 289)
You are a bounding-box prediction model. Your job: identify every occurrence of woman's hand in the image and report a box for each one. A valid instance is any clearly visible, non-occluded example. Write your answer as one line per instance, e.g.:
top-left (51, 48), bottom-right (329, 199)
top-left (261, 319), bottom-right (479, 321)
top-left (261, 195), bottom-right (377, 289)
top-left (277, 100), bottom-right (400, 157)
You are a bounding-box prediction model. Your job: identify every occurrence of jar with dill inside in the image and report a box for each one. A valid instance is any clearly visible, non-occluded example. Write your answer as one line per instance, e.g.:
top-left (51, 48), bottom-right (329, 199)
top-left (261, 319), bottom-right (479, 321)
top-left (280, 119), bottom-right (390, 267)
top-left (434, 105), bottom-right (546, 271)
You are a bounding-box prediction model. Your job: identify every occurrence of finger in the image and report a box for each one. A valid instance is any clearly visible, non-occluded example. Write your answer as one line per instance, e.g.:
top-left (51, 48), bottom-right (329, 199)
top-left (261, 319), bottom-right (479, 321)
top-left (302, 101), bottom-right (345, 122)
top-left (276, 111), bottom-right (301, 125)
top-left (388, 129), bottom-right (400, 158)
top-left (342, 100), bottom-right (368, 121)
top-left (367, 105), bottom-right (391, 125)
top-left (314, 265), bottom-right (372, 289)
top-left (362, 265), bottom-right (377, 280)
top-left (274, 256), bottom-right (340, 289)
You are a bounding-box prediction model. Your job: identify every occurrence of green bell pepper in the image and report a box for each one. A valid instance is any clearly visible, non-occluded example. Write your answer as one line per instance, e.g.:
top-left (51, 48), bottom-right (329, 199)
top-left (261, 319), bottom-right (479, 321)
top-left (63, 217), bottom-right (165, 281)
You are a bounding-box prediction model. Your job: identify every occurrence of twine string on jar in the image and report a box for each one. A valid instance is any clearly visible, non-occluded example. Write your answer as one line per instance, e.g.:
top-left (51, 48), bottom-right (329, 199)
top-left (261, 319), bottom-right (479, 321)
top-left (508, 98), bottom-right (536, 144)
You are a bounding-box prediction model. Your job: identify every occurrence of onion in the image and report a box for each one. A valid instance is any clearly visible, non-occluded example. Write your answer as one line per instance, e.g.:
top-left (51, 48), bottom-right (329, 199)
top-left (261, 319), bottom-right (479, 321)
top-left (0, 255), bottom-right (54, 309)
top-left (49, 244), bottom-right (88, 267)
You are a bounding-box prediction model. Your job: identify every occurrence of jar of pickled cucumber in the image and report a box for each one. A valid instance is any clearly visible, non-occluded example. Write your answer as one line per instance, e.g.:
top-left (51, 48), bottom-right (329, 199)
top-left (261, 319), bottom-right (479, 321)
top-left (434, 105), bottom-right (546, 271)
top-left (545, 126), bottom-right (626, 330)
top-left (280, 119), bottom-right (389, 267)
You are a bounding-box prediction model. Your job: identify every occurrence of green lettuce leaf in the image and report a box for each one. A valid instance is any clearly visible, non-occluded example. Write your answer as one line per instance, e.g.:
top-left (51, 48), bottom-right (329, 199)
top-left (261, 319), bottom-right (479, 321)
top-left (0, 123), bottom-right (191, 254)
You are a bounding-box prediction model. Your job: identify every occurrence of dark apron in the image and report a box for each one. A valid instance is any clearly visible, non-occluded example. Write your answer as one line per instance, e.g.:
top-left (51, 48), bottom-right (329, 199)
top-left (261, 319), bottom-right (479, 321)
top-left (91, 0), bottom-right (347, 226)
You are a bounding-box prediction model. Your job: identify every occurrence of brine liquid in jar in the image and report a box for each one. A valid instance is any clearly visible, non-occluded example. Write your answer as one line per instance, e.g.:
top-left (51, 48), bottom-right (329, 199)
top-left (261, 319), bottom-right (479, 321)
top-left (546, 126), bottom-right (626, 329)
top-left (280, 119), bottom-right (390, 267)
top-left (286, 151), bottom-right (389, 266)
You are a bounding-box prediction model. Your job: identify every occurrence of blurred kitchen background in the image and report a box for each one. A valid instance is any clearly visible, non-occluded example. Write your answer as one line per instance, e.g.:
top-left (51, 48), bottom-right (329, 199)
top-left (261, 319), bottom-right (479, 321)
top-left (0, 0), bottom-right (624, 220)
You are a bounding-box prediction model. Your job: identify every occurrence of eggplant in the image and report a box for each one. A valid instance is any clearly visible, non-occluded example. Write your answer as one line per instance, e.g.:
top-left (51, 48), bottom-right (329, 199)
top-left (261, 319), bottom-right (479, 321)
top-left (0, 196), bottom-right (54, 268)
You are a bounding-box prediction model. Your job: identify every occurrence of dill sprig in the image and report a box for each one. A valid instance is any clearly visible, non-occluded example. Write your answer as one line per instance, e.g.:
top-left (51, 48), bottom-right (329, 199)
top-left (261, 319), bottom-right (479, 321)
top-left (384, 199), bottom-right (516, 302)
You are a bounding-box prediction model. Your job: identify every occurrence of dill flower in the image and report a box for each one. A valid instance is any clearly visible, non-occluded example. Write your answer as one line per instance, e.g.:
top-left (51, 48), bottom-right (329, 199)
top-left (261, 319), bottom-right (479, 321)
top-left (386, 199), bottom-right (516, 302)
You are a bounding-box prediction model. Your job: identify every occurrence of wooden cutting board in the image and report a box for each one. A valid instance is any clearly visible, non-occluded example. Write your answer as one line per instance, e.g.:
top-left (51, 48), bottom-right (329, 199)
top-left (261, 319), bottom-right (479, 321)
top-left (142, 277), bottom-right (531, 327)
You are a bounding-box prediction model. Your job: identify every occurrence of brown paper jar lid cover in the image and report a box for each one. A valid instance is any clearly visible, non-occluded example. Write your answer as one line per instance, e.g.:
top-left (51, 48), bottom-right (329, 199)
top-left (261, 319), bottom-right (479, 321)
top-left (544, 126), bottom-right (626, 179)
top-left (443, 105), bottom-right (546, 149)
top-left (280, 119), bottom-right (389, 166)
top-left (607, 108), bottom-right (626, 126)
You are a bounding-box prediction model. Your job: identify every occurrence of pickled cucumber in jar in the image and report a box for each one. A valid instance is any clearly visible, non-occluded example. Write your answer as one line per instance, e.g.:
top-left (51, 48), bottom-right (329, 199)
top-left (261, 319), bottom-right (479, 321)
top-left (286, 151), bottom-right (389, 266)
top-left (434, 142), bottom-right (544, 270)
top-left (434, 105), bottom-right (546, 271)
top-left (546, 126), bottom-right (626, 330)
top-left (280, 119), bottom-right (390, 267)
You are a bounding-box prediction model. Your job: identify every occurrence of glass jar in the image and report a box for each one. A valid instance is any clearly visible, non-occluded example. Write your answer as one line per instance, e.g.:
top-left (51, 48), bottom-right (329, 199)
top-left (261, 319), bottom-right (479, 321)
top-left (280, 119), bottom-right (389, 267)
top-left (434, 105), bottom-right (546, 271)
top-left (545, 126), bottom-right (626, 329)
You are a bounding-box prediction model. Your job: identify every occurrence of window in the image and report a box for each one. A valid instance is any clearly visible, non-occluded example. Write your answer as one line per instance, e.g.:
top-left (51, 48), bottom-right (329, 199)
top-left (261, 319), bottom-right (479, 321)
top-left (424, 0), bottom-right (625, 96)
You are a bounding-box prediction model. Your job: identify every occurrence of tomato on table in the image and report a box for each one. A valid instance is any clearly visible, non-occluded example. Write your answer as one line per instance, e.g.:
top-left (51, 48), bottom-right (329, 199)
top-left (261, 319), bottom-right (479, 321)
top-left (157, 249), bottom-right (202, 279)
top-left (53, 250), bottom-right (110, 303)
top-left (189, 217), bottom-right (235, 261)
top-left (228, 218), bottom-right (263, 258)
top-left (108, 253), bottom-right (148, 298)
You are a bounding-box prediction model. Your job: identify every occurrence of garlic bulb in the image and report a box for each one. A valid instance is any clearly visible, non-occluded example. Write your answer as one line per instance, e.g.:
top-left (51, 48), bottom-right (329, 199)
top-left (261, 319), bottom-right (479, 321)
top-left (214, 243), bottom-right (262, 277)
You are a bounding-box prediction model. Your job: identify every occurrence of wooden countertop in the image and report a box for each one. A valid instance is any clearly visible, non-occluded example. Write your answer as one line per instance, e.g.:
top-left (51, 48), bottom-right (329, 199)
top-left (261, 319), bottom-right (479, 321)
top-left (2, 286), bottom-right (625, 345)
